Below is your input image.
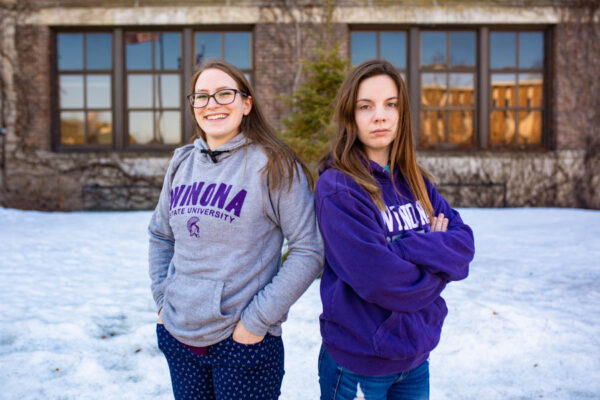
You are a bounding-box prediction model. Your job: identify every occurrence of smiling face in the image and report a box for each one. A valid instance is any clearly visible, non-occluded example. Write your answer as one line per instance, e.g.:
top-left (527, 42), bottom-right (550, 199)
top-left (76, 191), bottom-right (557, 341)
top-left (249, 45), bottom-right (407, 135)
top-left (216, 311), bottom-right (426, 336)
top-left (193, 68), bottom-right (252, 149)
top-left (354, 74), bottom-right (400, 166)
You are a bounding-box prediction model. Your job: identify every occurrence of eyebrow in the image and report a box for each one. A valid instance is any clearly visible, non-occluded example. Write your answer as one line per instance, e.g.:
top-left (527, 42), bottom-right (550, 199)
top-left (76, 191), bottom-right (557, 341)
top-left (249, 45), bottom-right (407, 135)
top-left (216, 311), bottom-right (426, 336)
top-left (356, 96), bottom-right (399, 102)
top-left (194, 86), bottom-right (234, 93)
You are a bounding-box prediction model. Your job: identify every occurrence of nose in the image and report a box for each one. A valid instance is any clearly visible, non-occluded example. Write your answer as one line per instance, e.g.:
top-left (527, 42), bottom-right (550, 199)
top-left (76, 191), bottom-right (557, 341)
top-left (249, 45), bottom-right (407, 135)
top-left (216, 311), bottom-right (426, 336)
top-left (373, 105), bottom-right (388, 123)
top-left (206, 95), bottom-right (219, 108)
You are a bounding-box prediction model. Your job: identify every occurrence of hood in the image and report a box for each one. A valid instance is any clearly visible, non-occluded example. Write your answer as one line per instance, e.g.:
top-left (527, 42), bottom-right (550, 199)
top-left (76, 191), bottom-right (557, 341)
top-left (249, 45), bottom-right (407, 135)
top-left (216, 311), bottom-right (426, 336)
top-left (193, 133), bottom-right (252, 164)
top-left (319, 152), bottom-right (391, 181)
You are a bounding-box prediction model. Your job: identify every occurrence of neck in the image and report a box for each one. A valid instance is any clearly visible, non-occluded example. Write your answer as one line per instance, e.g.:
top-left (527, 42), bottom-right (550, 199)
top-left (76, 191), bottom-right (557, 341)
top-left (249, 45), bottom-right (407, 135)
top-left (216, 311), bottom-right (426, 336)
top-left (366, 148), bottom-right (389, 167)
top-left (206, 131), bottom-right (240, 150)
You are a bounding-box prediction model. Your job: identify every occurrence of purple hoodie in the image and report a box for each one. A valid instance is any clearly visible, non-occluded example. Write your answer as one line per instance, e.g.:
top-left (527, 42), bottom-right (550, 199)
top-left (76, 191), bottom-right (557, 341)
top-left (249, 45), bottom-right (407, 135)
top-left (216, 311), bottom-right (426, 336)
top-left (315, 160), bottom-right (475, 376)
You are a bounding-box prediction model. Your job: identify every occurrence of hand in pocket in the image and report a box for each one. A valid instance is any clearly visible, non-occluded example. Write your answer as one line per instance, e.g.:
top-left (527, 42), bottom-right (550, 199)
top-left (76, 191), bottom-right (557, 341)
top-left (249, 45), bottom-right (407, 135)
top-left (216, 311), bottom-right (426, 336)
top-left (232, 320), bottom-right (264, 345)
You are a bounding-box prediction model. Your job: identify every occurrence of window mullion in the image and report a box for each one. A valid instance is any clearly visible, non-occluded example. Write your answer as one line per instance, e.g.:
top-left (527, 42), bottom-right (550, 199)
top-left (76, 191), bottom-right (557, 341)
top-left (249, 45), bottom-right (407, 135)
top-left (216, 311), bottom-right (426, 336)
top-left (114, 28), bottom-right (124, 150)
top-left (183, 27), bottom-right (193, 143)
top-left (409, 27), bottom-right (420, 145)
top-left (478, 27), bottom-right (489, 149)
top-left (83, 34), bottom-right (88, 145)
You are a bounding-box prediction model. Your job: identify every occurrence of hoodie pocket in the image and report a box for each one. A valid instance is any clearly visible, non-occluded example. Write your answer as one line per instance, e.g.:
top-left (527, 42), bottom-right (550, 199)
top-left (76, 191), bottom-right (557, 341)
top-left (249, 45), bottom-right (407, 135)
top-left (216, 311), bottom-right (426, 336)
top-left (164, 274), bottom-right (228, 331)
top-left (372, 297), bottom-right (447, 360)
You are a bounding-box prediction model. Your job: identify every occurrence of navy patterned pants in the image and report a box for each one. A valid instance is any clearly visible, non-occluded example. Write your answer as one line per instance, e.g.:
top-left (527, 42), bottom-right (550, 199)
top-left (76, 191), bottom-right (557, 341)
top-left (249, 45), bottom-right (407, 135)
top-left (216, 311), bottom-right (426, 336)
top-left (157, 324), bottom-right (285, 400)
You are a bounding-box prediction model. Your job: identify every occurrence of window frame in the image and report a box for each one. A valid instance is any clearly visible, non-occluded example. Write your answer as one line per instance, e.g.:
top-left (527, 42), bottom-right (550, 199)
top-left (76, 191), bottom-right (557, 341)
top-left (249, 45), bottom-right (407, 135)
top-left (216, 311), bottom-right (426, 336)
top-left (418, 28), bottom-right (478, 149)
top-left (124, 29), bottom-right (184, 149)
top-left (349, 25), bottom-right (553, 151)
top-left (52, 28), bottom-right (116, 151)
top-left (51, 25), bottom-right (254, 152)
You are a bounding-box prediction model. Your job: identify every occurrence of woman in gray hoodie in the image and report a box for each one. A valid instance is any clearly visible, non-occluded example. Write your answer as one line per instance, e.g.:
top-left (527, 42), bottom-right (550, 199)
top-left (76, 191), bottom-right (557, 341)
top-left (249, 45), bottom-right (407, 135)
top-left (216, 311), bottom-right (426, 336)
top-left (148, 60), bottom-right (323, 400)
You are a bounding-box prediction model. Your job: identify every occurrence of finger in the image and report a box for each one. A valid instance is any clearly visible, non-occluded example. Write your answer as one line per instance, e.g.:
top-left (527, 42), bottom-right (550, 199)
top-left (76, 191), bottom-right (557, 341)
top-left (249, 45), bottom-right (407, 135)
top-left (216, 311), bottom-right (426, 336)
top-left (430, 216), bottom-right (438, 231)
top-left (435, 213), bottom-right (444, 231)
top-left (441, 218), bottom-right (449, 232)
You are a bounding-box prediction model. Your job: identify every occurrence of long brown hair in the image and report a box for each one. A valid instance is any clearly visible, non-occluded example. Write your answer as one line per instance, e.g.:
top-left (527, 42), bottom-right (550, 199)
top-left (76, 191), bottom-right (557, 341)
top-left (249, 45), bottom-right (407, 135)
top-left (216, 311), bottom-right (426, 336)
top-left (189, 60), bottom-right (312, 190)
top-left (324, 59), bottom-right (434, 218)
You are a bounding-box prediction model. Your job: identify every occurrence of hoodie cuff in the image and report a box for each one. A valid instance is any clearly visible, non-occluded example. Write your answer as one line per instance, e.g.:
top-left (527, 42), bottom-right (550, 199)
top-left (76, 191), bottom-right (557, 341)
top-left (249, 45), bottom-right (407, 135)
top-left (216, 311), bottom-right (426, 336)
top-left (240, 309), bottom-right (269, 337)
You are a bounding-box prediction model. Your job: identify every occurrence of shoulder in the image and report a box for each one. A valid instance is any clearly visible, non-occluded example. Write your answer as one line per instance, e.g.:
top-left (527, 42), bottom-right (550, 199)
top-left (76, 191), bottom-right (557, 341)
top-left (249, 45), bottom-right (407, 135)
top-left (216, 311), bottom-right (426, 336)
top-left (170, 144), bottom-right (195, 168)
top-left (316, 168), bottom-right (368, 202)
top-left (245, 142), bottom-right (270, 169)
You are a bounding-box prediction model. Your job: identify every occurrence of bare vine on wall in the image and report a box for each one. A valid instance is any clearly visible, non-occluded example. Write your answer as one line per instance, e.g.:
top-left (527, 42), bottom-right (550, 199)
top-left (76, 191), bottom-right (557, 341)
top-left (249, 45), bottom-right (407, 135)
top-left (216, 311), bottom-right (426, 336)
top-left (558, 0), bottom-right (600, 208)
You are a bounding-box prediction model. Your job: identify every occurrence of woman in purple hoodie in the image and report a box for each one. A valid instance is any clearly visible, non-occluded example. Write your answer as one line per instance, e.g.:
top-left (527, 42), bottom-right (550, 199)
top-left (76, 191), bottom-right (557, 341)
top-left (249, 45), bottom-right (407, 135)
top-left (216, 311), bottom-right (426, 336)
top-left (315, 59), bottom-right (475, 399)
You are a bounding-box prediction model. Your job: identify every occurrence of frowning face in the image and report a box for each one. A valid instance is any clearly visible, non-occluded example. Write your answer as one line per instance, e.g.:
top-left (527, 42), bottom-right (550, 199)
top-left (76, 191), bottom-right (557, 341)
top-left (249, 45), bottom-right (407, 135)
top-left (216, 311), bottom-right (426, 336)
top-left (354, 74), bottom-right (399, 166)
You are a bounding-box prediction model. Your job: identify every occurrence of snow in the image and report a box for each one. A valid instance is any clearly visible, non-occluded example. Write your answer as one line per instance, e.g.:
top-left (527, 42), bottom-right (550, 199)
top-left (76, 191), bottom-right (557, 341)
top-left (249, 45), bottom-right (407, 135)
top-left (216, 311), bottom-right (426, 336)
top-left (0, 207), bottom-right (599, 400)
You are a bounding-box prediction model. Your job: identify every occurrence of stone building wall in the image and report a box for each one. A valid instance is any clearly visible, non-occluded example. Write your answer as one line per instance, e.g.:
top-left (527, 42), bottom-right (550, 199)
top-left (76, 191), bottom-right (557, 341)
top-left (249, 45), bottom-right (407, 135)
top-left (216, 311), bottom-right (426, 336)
top-left (0, 1), bottom-right (598, 211)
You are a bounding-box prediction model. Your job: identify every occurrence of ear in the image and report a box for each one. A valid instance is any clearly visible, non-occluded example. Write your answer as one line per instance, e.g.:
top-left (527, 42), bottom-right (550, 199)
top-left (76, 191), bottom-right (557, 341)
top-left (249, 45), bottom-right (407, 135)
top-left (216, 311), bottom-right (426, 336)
top-left (242, 95), bottom-right (253, 116)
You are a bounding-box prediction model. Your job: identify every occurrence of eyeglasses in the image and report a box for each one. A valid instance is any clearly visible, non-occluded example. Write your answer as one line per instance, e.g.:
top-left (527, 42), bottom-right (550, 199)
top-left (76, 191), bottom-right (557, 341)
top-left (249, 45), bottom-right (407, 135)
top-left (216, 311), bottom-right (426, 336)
top-left (187, 88), bottom-right (248, 108)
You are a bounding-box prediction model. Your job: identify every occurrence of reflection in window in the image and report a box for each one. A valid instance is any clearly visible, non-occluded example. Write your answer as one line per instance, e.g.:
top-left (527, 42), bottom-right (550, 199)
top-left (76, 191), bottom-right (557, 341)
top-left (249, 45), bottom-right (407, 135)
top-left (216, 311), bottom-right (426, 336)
top-left (490, 31), bottom-right (544, 146)
top-left (420, 31), bottom-right (476, 147)
top-left (195, 32), bottom-right (252, 80)
top-left (225, 33), bottom-right (251, 69)
top-left (57, 32), bottom-right (113, 146)
top-left (351, 31), bottom-right (406, 72)
top-left (126, 31), bottom-right (182, 145)
top-left (421, 32), bottom-right (446, 68)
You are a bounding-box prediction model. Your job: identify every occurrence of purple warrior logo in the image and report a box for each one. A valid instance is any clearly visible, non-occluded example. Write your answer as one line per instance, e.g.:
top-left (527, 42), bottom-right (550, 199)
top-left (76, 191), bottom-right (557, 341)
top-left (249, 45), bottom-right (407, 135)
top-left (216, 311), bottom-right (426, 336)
top-left (187, 217), bottom-right (200, 237)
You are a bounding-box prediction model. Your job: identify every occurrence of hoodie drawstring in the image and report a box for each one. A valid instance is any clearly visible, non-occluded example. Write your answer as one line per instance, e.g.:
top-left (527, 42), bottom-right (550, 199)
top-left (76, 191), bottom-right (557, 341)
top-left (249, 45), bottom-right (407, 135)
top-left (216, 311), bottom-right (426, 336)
top-left (201, 148), bottom-right (230, 163)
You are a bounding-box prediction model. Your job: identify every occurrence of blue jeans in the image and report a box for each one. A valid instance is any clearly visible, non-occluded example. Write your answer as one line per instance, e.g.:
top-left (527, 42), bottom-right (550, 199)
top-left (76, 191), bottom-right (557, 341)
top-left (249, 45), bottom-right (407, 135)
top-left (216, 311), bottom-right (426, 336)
top-left (318, 346), bottom-right (429, 400)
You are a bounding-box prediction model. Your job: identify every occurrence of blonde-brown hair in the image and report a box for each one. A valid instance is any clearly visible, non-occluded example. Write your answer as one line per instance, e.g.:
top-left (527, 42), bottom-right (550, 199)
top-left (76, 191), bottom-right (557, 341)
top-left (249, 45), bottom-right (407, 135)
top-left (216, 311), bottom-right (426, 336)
top-left (189, 60), bottom-right (312, 190)
top-left (324, 59), bottom-right (434, 218)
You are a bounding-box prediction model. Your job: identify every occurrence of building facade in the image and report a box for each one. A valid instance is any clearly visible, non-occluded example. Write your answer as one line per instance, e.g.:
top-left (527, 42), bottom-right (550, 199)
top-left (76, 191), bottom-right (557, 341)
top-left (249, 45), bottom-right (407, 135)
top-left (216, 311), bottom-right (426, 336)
top-left (0, 0), bottom-right (598, 210)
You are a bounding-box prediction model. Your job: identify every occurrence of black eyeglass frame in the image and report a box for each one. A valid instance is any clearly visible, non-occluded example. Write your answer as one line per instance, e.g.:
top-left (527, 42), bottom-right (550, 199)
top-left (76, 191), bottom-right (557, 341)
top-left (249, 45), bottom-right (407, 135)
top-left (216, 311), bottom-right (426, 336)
top-left (186, 88), bottom-right (249, 108)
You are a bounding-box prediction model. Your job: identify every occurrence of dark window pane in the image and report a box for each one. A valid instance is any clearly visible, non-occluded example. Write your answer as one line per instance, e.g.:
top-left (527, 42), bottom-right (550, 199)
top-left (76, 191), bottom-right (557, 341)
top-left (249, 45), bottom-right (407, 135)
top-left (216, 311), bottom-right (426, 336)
top-left (87, 111), bottom-right (112, 145)
top-left (128, 74), bottom-right (153, 108)
top-left (490, 109), bottom-right (515, 145)
top-left (155, 74), bottom-right (180, 108)
top-left (450, 32), bottom-right (475, 67)
top-left (491, 74), bottom-right (516, 107)
top-left (380, 32), bottom-right (406, 69)
top-left (60, 75), bottom-right (84, 109)
top-left (519, 32), bottom-right (543, 69)
top-left (126, 32), bottom-right (154, 70)
top-left (351, 32), bottom-right (376, 66)
top-left (518, 74), bottom-right (543, 107)
top-left (129, 111), bottom-right (154, 144)
top-left (490, 32), bottom-right (516, 69)
top-left (421, 32), bottom-right (446, 67)
top-left (156, 111), bottom-right (181, 144)
top-left (86, 33), bottom-right (112, 70)
top-left (449, 74), bottom-right (474, 106)
top-left (225, 33), bottom-right (251, 70)
top-left (518, 110), bottom-right (542, 144)
top-left (448, 110), bottom-right (474, 144)
top-left (87, 75), bottom-right (111, 108)
top-left (195, 33), bottom-right (222, 67)
top-left (155, 33), bottom-right (181, 70)
top-left (420, 110), bottom-right (446, 145)
top-left (61, 111), bottom-right (85, 145)
top-left (58, 33), bottom-right (83, 70)
top-left (421, 73), bottom-right (447, 107)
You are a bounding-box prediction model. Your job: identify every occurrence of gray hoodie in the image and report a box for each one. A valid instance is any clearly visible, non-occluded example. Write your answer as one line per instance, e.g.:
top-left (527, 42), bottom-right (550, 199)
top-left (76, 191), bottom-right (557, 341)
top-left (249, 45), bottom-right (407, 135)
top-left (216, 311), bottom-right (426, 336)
top-left (148, 133), bottom-right (323, 347)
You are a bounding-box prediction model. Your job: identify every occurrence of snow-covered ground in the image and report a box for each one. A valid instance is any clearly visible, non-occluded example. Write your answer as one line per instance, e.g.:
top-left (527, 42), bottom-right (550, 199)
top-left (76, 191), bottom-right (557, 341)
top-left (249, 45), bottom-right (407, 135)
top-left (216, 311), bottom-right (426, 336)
top-left (0, 207), bottom-right (599, 400)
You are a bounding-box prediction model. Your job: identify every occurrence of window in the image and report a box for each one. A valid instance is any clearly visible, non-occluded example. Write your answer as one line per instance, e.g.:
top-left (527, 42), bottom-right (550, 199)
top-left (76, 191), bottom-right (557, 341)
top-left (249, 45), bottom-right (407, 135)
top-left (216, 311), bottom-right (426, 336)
top-left (351, 31), bottom-right (407, 77)
top-left (420, 31), bottom-right (476, 148)
top-left (125, 31), bottom-right (182, 146)
top-left (195, 32), bottom-right (252, 81)
top-left (57, 32), bottom-right (113, 146)
top-left (490, 31), bottom-right (544, 146)
top-left (349, 27), bottom-right (548, 150)
top-left (53, 28), bottom-right (252, 151)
